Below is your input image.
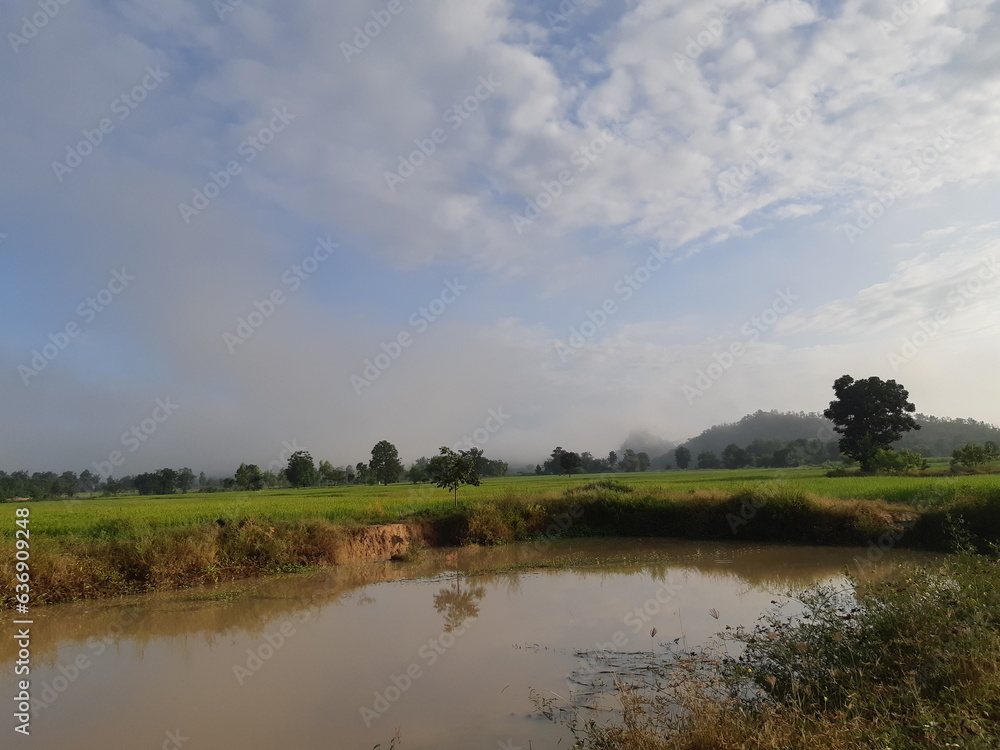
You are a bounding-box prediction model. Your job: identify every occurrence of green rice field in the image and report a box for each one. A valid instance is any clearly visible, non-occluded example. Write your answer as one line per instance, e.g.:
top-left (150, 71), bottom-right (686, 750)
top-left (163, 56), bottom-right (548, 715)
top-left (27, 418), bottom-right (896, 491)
top-left (4, 467), bottom-right (999, 540)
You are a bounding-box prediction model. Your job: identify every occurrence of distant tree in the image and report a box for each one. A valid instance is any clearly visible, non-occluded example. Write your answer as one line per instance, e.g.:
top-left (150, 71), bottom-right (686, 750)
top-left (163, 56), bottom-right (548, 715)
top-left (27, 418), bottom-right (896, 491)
top-left (824, 375), bottom-right (920, 472)
top-left (636, 452), bottom-right (650, 472)
top-left (57, 471), bottom-right (78, 497)
top-left (157, 468), bottom-right (178, 493)
top-left (285, 451), bottom-right (318, 488)
top-left (355, 462), bottom-right (374, 484)
top-left (427, 447), bottom-right (481, 506)
top-left (619, 449), bottom-right (639, 472)
top-left (871, 449), bottom-right (928, 473)
top-left (79, 469), bottom-right (98, 494)
top-left (697, 451), bottom-right (721, 469)
top-left (535, 464), bottom-right (543, 475)
top-left (608, 451), bottom-right (618, 469)
top-left (135, 470), bottom-right (175, 495)
top-left (261, 470), bottom-right (280, 488)
top-left (543, 447), bottom-right (567, 475)
top-left (198, 471), bottom-right (208, 488)
top-left (176, 467), bottom-right (195, 493)
top-left (674, 446), bottom-right (691, 470)
top-left (559, 451), bottom-right (583, 476)
top-left (369, 440), bottom-right (403, 485)
top-left (408, 456), bottom-right (431, 483)
top-left (235, 463), bottom-right (264, 491)
top-left (951, 442), bottom-right (1000, 471)
top-left (722, 443), bottom-right (749, 470)
top-left (317, 460), bottom-right (346, 485)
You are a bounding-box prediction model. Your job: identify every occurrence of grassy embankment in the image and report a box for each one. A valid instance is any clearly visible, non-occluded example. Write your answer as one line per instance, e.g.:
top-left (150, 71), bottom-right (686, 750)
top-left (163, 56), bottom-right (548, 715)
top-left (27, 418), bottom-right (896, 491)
top-left (2, 468), bottom-right (1000, 605)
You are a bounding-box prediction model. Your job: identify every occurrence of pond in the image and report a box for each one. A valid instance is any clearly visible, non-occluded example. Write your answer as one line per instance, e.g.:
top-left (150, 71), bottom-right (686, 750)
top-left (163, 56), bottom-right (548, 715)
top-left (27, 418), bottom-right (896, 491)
top-left (1, 537), bottom-right (933, 749)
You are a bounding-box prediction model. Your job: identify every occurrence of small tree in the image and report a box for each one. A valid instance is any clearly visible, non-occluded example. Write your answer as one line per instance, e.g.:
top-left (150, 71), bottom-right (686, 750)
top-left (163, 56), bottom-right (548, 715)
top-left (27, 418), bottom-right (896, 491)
top-left (428, 446), bottom-right (481, 506)
top-left (951, 442), bottom-right (1000, 471)
top-left (674, 446), bottom-right (692, 470)
top-left (285, 451), bottom-right (318, 488)
top-left (823, 375), bottom-right (920, 472)
top-left (871, 449), bottom-right (928, 473)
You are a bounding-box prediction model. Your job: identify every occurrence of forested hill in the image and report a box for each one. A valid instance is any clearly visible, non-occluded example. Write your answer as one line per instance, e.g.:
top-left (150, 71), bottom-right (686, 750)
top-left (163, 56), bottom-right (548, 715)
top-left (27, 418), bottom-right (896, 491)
top-left (678, 410), bottom-right (1000, 460)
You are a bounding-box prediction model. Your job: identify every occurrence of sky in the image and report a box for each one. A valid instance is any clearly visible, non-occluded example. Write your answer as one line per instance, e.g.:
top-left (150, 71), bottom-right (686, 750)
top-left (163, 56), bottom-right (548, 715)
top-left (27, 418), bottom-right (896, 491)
top-left (2, 0), bottom-right (1000, 476)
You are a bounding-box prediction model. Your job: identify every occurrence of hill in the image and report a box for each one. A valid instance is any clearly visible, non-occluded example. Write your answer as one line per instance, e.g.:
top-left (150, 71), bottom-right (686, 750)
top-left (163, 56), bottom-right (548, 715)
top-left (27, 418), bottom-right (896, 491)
top-left (674, 409), bottom-right (1000, 462)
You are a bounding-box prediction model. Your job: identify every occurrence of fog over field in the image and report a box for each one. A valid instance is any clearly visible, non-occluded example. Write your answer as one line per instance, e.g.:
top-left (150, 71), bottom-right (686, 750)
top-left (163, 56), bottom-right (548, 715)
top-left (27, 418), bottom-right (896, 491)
top-left (3, 0), bottom-right (1000, 474)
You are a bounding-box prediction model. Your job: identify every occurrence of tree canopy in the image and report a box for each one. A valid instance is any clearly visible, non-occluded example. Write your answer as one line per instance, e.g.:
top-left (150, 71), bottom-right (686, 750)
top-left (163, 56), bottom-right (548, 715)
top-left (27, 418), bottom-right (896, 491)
top-left (369, 440), bottom-right (403, 485)
top-left (823, 375), bottom-right (919, 472)
top-left (427, 446), bottom-right (481, 505)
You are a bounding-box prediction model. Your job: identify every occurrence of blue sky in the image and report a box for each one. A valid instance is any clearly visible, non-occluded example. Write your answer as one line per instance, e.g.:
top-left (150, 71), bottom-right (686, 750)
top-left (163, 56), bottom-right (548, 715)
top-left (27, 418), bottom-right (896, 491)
top-left (3, 0), bottom-right (1000, 475)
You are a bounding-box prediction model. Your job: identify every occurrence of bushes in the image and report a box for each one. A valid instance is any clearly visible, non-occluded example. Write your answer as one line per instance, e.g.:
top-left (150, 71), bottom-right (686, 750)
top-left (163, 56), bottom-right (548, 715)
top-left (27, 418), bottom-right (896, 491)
top-left (549, 548), bottom-right (1000, 749)
top-left (870, 448), bottom-right (928, 473)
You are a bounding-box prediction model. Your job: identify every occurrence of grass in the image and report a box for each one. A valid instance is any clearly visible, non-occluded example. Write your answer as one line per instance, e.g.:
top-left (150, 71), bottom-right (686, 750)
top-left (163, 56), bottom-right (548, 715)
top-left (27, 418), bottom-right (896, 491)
top-left (4, 469), bottom-right (1000, 540)
top-left (2, 469), bottom-right (1000, 605)
top-left (542, 543), bottom-right (1000, 749)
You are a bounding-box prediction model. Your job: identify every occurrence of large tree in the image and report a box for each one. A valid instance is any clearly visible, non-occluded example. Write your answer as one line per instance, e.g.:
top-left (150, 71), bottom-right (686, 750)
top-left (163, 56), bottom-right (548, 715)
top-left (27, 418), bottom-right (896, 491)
top-left (823, 375), bottom-right (920, 472)
top-left (285, 450), bottom-right (318, 487)
top-left (369, 440), bottom-right (403, 485)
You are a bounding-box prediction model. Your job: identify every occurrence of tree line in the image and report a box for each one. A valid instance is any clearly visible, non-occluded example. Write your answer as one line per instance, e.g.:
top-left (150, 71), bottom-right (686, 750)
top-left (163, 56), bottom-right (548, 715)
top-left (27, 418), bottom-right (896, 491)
top-left (5, 378), bottom-right (999, 501)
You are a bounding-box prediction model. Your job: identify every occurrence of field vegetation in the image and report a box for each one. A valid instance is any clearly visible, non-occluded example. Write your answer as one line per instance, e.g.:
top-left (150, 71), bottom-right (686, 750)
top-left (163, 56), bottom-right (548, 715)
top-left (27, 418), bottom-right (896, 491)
top-left (3, 468), bottom-right (1000, 606)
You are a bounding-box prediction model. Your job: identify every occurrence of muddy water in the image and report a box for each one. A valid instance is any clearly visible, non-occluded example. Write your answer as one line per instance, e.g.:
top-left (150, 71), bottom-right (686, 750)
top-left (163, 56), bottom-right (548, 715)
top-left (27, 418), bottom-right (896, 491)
top-left (1, 538), bottom-right (935, 749)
